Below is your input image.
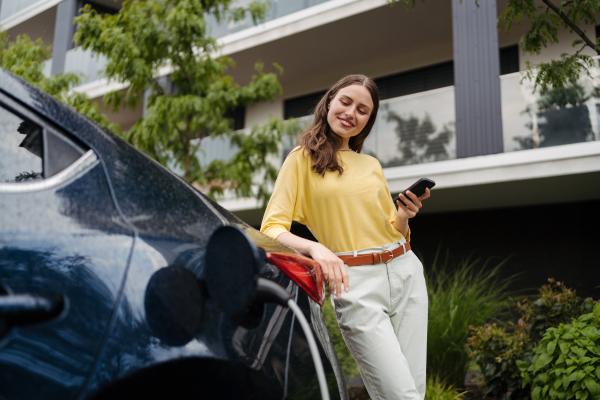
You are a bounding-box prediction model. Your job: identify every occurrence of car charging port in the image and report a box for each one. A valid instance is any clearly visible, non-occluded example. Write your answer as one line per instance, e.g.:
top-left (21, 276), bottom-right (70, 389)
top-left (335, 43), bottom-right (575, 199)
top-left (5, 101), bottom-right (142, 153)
top-left (205, 226), bottom-right (330, 400)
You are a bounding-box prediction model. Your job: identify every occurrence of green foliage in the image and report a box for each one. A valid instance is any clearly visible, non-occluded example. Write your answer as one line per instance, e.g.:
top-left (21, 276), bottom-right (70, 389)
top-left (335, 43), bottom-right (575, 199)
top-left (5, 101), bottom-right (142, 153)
top-left (519, 303), bottom-right (600, 400)
top-left (74, 0), bottom-right (290, 204)
top-left (520, 279), bottom-right (592, 343)
top-left (499, 0), bottom-right (600, 93)
top-left (425, 249), bottom-right (515, 389)
top-left (388, 0), bottom-right (600, 93)
top-left (468, 279), bottom-right (597, 400)
top-left (425, 375), bottom-right (467, 400)
top-left (0, 31), bottom-right (119, 133)
top-left (322, 291), bottom-right (360, 379)
top-left (515, 81), bottom-right (594, 150)
top-left (203, 117), bottom-right (300, 205)
top-left (537, 81), bottom-right (590, 111)
top-left (468, 321), bottom-right (533, 400)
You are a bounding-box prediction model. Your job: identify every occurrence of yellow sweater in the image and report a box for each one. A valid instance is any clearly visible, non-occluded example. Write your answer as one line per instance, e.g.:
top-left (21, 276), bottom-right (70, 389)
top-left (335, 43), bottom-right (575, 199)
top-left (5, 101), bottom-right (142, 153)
top-left (260, 147), bottom-right (409, 253)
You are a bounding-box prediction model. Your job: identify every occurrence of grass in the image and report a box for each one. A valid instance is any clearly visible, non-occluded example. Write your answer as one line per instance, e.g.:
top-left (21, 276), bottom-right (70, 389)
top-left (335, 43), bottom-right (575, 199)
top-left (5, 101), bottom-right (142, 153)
top-left (425, 374), bottom-right (468, 400)
top-left (424, 247), bottom-right (517, 388)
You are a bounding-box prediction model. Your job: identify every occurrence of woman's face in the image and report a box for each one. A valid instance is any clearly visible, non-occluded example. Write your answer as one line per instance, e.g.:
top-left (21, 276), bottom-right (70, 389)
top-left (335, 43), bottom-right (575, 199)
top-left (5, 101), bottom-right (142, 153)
top-left (327, 84), bottom-right (374, 143)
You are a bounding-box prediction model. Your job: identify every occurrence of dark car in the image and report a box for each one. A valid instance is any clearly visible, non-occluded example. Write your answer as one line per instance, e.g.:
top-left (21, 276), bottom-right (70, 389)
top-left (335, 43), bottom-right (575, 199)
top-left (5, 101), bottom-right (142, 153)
top-left (0, 68), bottom-right (346, 400)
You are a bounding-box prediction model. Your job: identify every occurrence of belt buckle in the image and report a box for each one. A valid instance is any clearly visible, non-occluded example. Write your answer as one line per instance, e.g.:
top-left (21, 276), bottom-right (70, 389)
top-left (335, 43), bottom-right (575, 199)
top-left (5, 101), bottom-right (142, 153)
top-left (379, 249), bottom-right (393, 264)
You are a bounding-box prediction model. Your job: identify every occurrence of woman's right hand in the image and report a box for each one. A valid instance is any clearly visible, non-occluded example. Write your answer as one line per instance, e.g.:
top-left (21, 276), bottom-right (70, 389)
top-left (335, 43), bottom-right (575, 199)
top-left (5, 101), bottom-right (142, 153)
top-left (308, 242), bottom-right (349, 298)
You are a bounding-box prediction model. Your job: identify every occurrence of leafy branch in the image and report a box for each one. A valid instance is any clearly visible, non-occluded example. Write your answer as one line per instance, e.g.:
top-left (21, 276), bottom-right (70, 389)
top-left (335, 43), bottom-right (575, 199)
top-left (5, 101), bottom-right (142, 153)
top-left (387, 0), bottom-right (600, 92)
top-left (74, 0), bottom-right (293, 205)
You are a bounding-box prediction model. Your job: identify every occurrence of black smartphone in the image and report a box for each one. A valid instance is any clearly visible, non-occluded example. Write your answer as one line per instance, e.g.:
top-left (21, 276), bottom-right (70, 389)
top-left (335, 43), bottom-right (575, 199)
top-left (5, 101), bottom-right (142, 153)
top-left (393, 178), bottom-right (436, 207)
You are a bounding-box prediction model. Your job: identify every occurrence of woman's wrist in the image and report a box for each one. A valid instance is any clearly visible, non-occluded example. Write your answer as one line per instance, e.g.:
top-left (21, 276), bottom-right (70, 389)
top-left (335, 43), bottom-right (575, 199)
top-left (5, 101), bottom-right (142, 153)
top-left (393, 215), bottom-right (409, 237)
top-left (306, 241), bottom-right (323, 257)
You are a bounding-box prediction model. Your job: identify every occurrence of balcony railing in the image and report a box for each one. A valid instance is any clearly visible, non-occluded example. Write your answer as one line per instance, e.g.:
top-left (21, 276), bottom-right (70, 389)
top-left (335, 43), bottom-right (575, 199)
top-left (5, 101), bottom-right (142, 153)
top-left (43, 47), bottom-right (108, 85)
top-left (363, 87), bottom-right (457, 168)
top-left (357, 64), bottom-right (599, 168)
top-left (195, 134), bottom-right (240, 167)
top-left (207, 0), bottom-right (333, 39)
top-left (64, 47), bottom-right (108, 86)
top-left (0, 0), bottom-right (42, 21)
top-left (500, 68), bottom-right (600, 152)
top-left (160, 62), bottom-right (600, 178)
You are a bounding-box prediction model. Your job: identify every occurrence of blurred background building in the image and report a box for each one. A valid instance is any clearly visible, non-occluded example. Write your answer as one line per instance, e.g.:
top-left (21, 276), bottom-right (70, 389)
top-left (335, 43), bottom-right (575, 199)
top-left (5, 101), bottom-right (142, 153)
top-left (2, 0), bottom-right (599, 297)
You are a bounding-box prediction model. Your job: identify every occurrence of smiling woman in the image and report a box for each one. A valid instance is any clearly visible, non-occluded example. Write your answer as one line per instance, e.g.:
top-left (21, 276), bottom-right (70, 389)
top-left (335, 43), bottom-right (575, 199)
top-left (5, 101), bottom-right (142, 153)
top-left (326, 85), bottom-right (374, 142)
top-left (260, 74), bottom-right (432, 400)
top-left (292, 75), bottom-right (380, 177)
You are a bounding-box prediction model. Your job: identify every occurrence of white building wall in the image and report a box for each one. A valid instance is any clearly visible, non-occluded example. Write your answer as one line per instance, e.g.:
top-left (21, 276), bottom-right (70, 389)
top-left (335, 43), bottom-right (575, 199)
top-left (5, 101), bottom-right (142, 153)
top-left (244, 97), bottom-right (284, 127)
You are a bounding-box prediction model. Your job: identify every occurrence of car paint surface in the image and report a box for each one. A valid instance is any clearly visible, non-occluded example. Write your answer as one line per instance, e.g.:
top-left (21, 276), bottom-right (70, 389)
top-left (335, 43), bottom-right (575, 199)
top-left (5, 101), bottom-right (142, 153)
top-left (0, 69), bottom-right (346, 400)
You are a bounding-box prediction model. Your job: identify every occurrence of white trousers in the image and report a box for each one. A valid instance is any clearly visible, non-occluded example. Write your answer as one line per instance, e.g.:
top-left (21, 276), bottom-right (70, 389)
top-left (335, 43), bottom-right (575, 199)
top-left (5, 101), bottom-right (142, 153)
top-left (333, 240), bottom-right (428, 400)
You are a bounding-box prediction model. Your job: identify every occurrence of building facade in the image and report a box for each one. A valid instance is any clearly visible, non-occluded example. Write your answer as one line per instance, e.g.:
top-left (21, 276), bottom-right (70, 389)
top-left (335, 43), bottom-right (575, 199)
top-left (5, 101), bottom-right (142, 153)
top-left (2, 0), bottom-right (599, 297)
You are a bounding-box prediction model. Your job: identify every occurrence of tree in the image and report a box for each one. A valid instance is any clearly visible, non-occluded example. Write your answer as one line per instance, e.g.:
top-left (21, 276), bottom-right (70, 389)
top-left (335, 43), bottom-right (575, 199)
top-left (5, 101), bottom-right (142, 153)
top-left (74, 0), bottom-right (297, 205)
top-left (0, 31), bottom-right (119, 132)
top-left (388, 0), bottom-right (600, 92)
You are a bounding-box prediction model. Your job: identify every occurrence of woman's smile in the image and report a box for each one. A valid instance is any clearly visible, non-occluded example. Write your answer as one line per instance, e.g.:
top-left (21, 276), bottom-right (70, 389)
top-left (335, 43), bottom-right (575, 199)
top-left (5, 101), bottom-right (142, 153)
top-left (338, 117), bottom-right (354, 127)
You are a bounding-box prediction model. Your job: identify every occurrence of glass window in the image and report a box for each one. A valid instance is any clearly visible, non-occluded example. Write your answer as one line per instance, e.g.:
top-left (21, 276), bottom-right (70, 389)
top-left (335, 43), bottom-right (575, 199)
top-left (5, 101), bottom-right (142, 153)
top-left (0, 105), bottom-right (44, 183)
top-left (0, 104), bottom-right (87, 184)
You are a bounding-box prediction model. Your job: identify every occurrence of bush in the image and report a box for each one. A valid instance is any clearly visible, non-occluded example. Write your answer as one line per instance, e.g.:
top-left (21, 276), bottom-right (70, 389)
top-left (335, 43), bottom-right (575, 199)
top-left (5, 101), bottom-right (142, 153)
top-left (425, 375), bottom-right (467, 400)
top-left (519, 278), bottom-right (588, 343)
top-left (518, 302), bottom-right (600, 400)
top-left (467, 321), bottom-right (532, 400)
top-left (322, 292), bottom-right (360, 379)
top-left (426, 249), bottom-right (515, 388)
top-left (467, 279), bottom-right (596, 400)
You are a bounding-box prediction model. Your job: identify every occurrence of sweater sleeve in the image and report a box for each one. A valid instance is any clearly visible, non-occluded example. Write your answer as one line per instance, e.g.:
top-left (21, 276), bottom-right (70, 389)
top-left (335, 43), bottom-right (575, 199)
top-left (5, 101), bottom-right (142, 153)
top-left (260, 149), bottom-right (305, 240)
top-left (378, 162), bottom-right (412, 242)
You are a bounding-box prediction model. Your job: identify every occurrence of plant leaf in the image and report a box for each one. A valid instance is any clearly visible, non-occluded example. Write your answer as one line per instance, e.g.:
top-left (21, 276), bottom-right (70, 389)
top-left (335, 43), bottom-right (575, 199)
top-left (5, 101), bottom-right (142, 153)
top-left (584, 378), bottom-right (600, 396)
top-left (535, 352), bottom-right (554, 370)
top-left (517, 360), bottom-right (530, 371)
top-left (532, 386), bottom-right (541, 400)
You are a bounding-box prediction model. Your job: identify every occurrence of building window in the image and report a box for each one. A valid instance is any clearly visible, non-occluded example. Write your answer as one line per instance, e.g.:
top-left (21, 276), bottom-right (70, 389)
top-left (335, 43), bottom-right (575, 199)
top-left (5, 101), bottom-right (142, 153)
top-left (284, 46), bottom-right (519, 119)
top-left (224, 106), bottom-right (246, 131)
top-left (499, 45), bottom-right (519, 75)
top-left (0, 104), bottom-right (86, 183)
top-left (375, 61), bottom-right (454, 101)
top-left (284, 91), bottom-right (326, 120)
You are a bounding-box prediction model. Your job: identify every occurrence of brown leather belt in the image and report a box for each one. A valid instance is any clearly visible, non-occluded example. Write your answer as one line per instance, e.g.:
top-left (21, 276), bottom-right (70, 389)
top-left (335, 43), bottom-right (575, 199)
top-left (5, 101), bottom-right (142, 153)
top-left (337, 242), bottom-right (411, 266)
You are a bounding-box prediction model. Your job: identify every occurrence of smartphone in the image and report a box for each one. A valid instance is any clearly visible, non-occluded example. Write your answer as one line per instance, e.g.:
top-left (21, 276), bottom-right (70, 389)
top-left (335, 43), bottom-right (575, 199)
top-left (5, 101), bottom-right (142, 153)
top-left (393, 178), bottom-right (436, 207)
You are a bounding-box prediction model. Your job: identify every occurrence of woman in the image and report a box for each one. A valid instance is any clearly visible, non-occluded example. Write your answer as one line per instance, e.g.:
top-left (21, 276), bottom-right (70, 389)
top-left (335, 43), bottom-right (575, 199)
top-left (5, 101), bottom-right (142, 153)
top-left (260, 74), bottom-right (430, 400)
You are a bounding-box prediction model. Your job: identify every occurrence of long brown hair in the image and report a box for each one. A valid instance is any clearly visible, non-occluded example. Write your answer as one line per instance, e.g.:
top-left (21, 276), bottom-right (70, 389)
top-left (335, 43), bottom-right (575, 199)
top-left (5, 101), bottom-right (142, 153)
top-left (296, 74), bottom-right (380, 176)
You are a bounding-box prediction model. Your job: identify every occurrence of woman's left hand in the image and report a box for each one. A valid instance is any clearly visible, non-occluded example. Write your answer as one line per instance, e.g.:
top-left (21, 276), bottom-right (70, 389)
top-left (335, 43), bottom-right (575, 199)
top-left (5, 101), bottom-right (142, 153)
top-left (396, 188), bottom-right (431, 219)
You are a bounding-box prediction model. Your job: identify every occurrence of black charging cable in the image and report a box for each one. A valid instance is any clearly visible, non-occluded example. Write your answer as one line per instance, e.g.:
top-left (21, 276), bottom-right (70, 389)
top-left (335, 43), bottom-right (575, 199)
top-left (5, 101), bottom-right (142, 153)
top-left (256, 278), bottom-right (330, 400)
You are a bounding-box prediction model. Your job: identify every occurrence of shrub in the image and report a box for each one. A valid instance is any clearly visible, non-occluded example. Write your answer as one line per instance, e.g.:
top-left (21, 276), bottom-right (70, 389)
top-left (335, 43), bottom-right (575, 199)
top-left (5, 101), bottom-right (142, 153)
top-left (467, 279), bottom-right (596, 400)
top-left (426, 249), bottom-right (515, 388)
top-left (322, 292), bottom-right (360, 379)
top-left (518, 302), bottom-right (600, 400)
top-left (425, 375), bottom-right (467, 400)
top-left (467, 322), bottom-right (532, 400)
top-left (519, 278), bottom-right (588, 343)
